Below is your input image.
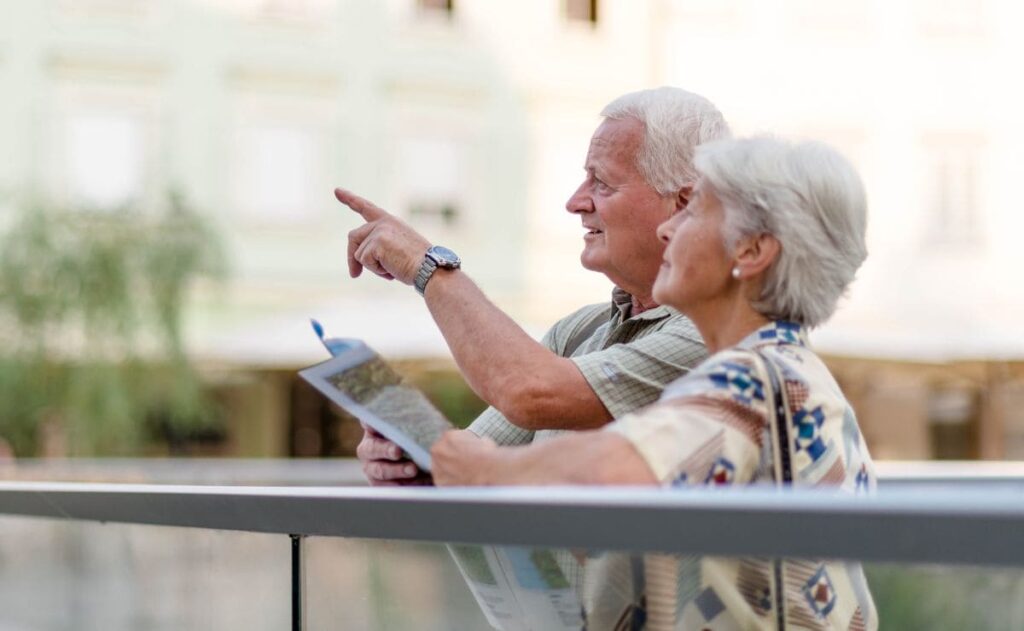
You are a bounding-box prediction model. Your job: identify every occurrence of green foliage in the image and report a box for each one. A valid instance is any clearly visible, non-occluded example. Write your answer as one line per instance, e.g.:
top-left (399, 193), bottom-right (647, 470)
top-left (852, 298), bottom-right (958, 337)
top-left (407, 369), bottom-right (488, 430)
top-left (866, 563), bottom-right (1024, 629)
top-left (0, 193), bottom-right (227, 456)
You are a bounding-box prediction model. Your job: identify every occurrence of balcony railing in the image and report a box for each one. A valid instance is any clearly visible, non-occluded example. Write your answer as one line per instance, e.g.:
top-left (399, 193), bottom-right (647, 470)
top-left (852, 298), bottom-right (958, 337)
top-left (1, 459), bottom-right (1023, 630)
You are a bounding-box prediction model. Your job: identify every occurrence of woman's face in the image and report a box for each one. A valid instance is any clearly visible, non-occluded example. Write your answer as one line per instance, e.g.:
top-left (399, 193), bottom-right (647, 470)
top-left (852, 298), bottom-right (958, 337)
top-left (652, 178), bottom-right (734, 313)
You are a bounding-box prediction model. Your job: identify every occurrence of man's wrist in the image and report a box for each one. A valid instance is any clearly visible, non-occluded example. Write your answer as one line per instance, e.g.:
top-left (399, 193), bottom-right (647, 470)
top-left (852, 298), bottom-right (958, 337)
top-left (413, 253), bottom-right (437, 294)
top-left (421, 265), bottom-right (460, 297)
top-left (414, 245), bottom-right (461, 295)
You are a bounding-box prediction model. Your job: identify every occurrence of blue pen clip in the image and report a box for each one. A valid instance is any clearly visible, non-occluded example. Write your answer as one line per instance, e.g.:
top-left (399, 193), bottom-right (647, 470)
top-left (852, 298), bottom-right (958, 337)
top-left (311, 318), bottom-right (358, 357)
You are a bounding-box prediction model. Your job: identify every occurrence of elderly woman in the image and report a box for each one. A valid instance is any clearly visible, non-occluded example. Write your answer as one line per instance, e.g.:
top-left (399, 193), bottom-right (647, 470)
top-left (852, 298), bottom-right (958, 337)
top-left (432, 136), bottom-right (877, 630)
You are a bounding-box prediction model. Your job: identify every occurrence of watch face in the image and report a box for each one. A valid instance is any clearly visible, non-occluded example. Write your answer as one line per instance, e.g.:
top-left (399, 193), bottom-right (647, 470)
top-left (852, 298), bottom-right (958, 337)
top-left (428, 246), bottom-right (460, 267)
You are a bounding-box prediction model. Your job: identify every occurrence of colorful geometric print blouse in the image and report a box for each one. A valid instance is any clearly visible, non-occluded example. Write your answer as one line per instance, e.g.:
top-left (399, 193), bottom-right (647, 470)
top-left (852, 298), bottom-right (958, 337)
top-left (593, 320), bottom-right (878, 630)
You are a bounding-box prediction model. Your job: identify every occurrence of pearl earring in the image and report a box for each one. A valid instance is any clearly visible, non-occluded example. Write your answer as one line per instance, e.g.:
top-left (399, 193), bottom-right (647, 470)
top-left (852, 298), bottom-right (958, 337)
top-left (731, 267), bottom-right (741, 279)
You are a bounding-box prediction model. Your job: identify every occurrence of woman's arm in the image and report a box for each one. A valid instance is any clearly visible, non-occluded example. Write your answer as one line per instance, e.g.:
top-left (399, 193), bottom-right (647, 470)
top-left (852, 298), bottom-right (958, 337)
top-left (431, 429), bottom-right (658, 486)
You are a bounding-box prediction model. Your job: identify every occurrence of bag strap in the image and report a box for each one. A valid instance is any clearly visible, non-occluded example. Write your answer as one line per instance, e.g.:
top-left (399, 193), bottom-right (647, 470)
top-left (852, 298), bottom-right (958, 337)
top-left (753, 349), bottom-right (794, 631)
top-left (755, 349), bottom-right (793, 484)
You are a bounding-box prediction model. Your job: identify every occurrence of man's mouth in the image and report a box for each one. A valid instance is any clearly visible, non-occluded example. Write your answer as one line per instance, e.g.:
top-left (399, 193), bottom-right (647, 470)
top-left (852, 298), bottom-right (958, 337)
top-left (583, 227), bottom-right (603, 236)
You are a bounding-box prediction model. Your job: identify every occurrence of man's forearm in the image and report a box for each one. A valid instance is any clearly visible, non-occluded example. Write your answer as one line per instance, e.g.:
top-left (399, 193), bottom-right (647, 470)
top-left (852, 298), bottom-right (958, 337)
top-left (336, 188), bottom-right (611, 430)
top-left (423, 269), bottom-right (610, 429)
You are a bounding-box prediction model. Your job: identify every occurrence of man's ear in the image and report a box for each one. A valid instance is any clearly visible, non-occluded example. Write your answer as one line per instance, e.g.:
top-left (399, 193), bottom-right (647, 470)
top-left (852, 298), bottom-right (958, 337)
top-left (674, 185), bottom-right (693, 213)
top-left (733, 233), bottom-right (781, 278)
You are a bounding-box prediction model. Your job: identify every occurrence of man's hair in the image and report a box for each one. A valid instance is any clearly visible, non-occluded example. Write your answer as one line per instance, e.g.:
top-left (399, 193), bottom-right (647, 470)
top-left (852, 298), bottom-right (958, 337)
top-left (600, 87), bottom-right (732, 195)
top-left (695, 136), bottom-right (868, 328)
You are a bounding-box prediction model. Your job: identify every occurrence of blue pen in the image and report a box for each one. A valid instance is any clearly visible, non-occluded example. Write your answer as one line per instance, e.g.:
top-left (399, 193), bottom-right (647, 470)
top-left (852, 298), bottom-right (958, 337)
top-left (310, 318), bottom-right (358, 357)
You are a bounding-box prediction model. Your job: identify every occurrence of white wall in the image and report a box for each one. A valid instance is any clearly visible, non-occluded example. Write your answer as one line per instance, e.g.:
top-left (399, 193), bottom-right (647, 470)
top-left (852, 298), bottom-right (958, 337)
top-left (661, 0), bottom-right (1024, 359)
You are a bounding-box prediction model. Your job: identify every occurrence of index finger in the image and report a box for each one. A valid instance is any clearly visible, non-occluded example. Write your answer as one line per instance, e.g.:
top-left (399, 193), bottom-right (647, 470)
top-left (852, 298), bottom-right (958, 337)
top-left (335, 187), bottom-right (387, 222)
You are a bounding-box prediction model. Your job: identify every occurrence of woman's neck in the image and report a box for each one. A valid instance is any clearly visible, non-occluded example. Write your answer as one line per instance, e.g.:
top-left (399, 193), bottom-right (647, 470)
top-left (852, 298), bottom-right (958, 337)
top-left (688, 300), bottom-right (772, 354)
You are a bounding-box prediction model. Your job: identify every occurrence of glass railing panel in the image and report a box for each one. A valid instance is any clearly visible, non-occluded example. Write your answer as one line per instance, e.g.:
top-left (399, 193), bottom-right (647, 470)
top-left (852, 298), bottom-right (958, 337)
top-left (0, 516), bottom-right (290, 631)
top-left (3, 518), bottom-right (1024, 630)
top-left (304, 541), bottom-right (1024, 631)
top-left (303, 537), bottom-right (492, 630)
top-left (865, 562), bottom-right (1024, 630)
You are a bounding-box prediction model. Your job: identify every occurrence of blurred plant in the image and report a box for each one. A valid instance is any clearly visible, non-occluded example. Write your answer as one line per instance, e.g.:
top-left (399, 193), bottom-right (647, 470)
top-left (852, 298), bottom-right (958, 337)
top-left (395, 362), bottom-right (488, 430)
top-left (866, 563), bottom-right (1024, 629)
top-left (0, 192), bottom-right (227, 456)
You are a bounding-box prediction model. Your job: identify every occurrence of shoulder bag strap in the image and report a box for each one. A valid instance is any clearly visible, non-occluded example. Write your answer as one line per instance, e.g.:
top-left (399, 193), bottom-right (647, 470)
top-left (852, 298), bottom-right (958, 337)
top-left (755, 349), bottom-right (793, 483)
top-left (753, 349), bottom-right (794, 630)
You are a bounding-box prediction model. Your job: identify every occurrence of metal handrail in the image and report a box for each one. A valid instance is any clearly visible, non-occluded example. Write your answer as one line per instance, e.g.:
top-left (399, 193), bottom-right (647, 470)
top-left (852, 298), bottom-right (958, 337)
top-left (2, 481), bottom-right (1023, 568)
top-left (5, 457), bottom-right (1024, 486)
top-left (0, 458), bottom-right (368, 485)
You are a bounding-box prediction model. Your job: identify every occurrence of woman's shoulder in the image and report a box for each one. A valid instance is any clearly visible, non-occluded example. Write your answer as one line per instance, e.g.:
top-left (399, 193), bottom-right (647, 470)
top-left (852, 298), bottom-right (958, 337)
top-left (660, 340), bottom-right (835, 406)
top-left (661, 347), bottom-right (768, 405)
top-left (755, 341), bottom-right (842, 397)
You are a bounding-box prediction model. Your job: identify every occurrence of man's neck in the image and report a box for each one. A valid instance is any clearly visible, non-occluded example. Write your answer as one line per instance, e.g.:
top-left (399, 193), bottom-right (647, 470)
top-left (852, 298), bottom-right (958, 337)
top-left (630, 294), bottom-right (658, 315)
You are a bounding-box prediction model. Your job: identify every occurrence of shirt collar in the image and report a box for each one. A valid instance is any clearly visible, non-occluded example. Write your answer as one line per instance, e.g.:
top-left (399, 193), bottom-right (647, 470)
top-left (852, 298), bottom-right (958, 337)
top-left (610, 287), bottom-right (674, 322)
top-left (737, 320), bottom-right (808, 349)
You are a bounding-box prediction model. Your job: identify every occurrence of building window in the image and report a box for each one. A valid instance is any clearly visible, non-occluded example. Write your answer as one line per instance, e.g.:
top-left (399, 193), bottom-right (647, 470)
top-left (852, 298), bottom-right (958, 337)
top-left (928, 386), bottom-right (978, 459)
top-left (56, 0), bottom-right (157, 20)
top-left (922, 135), bottom-right (985, 248)
top-left (916, 0), bottom-right (988, 38)
top-left (198, 0), bottom-right (335, 25)
top-left (235, 125), bottom-right (317, 222)
top-left (251, 0), bottom-right (335, 22)
top-left (565, 0), bottom-right (598, 24)
top-left (398, 137), bottom-right (463, 229)
top-left (65, 112), bottom-right (145, 209)
top-left (418, 0), bottom-right (454, 17)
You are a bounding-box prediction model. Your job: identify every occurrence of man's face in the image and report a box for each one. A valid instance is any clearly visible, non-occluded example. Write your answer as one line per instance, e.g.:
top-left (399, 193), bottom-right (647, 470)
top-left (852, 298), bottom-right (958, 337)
top-left (566, 118), bottom-right (677, 295)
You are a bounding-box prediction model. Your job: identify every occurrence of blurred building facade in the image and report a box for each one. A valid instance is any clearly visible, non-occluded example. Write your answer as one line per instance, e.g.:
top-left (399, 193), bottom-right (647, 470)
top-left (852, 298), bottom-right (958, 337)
top-left (656, 0), bottom-right (1024, 460)
top-left (1, 0), bottom-right (1023, 460)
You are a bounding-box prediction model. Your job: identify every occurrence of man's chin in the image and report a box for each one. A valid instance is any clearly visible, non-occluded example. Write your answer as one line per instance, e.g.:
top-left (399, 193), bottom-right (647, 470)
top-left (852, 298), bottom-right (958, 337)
top-left (579, 245), bottom-right (607, 272)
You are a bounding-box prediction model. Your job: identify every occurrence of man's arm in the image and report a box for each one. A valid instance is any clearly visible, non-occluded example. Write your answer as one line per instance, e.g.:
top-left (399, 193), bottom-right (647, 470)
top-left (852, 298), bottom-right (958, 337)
top-left (337, 188), bottom-right (611, 430)
top-left (423, 270), bottom-right (611, 429)
top-left (430, 429), bottom-right (657, 486)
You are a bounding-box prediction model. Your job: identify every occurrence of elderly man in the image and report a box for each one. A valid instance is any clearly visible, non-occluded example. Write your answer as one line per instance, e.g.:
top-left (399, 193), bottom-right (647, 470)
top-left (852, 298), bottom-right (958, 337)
top-left (337, 87), bottom-right (730, 485)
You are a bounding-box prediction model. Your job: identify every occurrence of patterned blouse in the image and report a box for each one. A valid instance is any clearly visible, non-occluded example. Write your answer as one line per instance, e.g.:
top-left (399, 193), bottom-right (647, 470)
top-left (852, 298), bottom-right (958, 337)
top-left (589, 320), bottom-right (878, 630)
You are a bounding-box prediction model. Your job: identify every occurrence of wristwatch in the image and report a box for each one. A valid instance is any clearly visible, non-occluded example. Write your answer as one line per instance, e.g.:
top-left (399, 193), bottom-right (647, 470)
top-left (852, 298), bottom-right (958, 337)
top-left (414, 245), bottom-right (461, 295)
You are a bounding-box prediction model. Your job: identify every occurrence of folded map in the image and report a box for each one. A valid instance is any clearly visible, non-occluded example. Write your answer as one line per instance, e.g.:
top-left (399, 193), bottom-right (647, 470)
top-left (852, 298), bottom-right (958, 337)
top-left (299, 323), bottom-right (452, 471)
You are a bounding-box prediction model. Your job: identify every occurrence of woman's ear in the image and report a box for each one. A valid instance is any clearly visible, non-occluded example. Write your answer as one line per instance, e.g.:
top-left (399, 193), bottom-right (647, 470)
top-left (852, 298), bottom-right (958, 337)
top-left (732, 233), bottom-right (781, 279)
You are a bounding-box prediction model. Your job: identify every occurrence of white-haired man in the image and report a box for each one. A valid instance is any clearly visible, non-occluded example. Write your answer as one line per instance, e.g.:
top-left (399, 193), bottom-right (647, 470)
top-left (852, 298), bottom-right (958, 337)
top-left (338, 87), bottom-right (731, 485)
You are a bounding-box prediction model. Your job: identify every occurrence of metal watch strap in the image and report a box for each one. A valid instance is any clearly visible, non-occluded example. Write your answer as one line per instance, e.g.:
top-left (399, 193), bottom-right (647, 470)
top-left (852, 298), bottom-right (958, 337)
top-left (414, 254), bottom-right (439, 296)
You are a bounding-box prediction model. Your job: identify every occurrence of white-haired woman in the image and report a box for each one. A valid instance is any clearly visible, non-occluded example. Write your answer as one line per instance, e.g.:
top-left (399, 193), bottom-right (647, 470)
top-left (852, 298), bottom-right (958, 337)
top-left (432, 136), bottom-right (878, 630)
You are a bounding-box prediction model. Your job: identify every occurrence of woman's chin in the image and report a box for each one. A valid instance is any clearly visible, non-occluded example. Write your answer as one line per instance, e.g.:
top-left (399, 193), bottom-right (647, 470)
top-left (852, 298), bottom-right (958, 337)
top-left (652, 276), bottom-right (673, 307)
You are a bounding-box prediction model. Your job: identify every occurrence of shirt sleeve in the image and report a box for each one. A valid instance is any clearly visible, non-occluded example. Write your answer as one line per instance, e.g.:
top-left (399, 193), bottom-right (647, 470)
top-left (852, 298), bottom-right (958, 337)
top-left (465, 405), bottom-right (535, 446)
top-left (605, 351), bottom-right (769, 485)
top-left (571, 318), bottom-right (707, 420)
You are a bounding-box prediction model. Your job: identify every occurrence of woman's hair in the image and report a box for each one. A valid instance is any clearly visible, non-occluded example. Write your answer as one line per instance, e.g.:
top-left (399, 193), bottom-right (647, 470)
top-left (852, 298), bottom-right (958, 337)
top-left (601, 87), bottom-right (732, 195)
top-left (695, 136), bottom-right (868, 327)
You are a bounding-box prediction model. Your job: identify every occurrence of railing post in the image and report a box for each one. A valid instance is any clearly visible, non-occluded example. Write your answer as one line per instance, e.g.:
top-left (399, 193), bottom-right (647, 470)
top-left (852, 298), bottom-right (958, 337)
top-left (291, 534), bottom-right (305, 631)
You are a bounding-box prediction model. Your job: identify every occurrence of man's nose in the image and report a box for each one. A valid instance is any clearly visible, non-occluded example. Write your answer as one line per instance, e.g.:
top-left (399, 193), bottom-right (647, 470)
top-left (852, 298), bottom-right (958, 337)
top-left (565, 182), bottom-right (592, 214)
